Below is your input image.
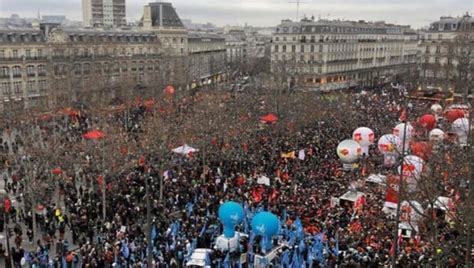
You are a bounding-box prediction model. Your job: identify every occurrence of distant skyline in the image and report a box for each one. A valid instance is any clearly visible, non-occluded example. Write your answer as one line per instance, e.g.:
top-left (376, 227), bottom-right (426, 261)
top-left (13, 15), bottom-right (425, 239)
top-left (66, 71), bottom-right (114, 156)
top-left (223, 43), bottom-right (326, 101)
top-left (0, 0), bottom-right (472, 29)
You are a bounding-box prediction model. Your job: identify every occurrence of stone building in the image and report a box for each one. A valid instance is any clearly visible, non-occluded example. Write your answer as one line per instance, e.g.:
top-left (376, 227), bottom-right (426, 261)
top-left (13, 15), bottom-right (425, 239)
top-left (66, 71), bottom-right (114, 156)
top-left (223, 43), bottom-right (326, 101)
top-left (419, 13), bottom-right (473, 91)
top-left (271, 18), bottom-right (419, 90)
top-left (187, 32), bottom-right (226, 88)
top-left (0, 26), bottom-right (168, 110)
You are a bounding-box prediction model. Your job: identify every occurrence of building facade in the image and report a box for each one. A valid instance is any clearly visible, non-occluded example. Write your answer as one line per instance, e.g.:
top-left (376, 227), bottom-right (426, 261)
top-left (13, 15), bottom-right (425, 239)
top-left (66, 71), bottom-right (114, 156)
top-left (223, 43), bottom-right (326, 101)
top-left (82, 0), bottom-right (126, 28)
top-left (0, 26), bottom-right (172, 111)
top-left (419, 13), bottom-right (473, 91)
top-left (271, 18), bottom-right (419, 90)
top-left (0, 2), bottom-right (229, 111)
top-left (187, 32), bottom-right (226, 87)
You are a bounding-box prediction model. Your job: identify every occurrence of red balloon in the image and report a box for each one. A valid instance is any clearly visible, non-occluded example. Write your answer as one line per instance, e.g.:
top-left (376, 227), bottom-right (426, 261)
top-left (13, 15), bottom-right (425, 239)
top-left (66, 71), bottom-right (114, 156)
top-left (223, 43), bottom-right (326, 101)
top-left (445, 109), bottom-right (465, 122)
top-left (418, 114), bottom-right (436, 130)
top-left (410, 142), bottom-right (432, 161)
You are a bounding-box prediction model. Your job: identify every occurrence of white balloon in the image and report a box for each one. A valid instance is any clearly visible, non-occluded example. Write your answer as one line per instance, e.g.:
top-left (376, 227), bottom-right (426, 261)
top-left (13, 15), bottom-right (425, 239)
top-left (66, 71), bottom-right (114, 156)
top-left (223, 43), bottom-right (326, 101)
top-left (430, 104), bottom-right (443, 115)
top-left (398, 155), bottom-right (424, 179)
top-left (429, 128), bottom-right (445, 143)
top-left (393, 123), bottom-right (413, 144)
top-left (336, 139), bottom-right (361, 164)
top-left (452, 118), bottom-right (469, 146)
top-left (353, 127), bottom-right (375, 155)
top-left (378, 134), bottom-right (401, 155)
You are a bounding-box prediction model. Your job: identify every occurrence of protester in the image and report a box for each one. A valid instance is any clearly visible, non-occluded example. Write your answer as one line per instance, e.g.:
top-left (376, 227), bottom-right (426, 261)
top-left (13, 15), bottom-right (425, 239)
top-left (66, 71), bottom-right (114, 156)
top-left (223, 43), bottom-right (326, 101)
top-left (0, 85), bottom-right (468, 267)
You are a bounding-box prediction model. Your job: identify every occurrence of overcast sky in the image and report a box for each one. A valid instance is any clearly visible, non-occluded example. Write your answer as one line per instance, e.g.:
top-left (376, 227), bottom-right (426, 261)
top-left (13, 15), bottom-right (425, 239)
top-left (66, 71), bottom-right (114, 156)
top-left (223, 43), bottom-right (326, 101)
top-left (0, 0), bottom-right (472, 29)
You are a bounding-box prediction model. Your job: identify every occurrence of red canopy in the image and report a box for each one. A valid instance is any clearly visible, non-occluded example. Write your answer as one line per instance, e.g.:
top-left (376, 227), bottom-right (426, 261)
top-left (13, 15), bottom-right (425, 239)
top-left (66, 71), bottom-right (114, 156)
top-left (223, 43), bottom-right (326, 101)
top-left (52, 167), bottom-right (62, 175)
top-left (83, 130), bottom-right (105, 140)
top-left (260, 113), bottom-right (278, 124)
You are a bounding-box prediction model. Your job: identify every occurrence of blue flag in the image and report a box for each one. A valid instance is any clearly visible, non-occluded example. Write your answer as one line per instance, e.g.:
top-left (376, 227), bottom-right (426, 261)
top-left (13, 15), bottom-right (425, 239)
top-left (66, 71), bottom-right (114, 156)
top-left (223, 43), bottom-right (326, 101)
top-left (281, 250), bottom-right (290, 266)
top-left (121, 240), bottom-right (130, 258)
top-left (295, 218), bottom-right (304, 240)
top-left (199, 222), bottom-right (207, 237)
top-left (223, 252), bottom-right (231, 268)
top-left (151, 224), bottom-right (157, 242)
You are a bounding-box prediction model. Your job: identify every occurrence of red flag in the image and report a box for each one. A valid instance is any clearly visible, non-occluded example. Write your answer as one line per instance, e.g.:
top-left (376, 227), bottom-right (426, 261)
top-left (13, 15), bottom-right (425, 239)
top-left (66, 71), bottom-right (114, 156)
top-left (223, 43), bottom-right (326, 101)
top-left (353, 195), bottom-right (366, 211)
top-left (236, 176), bottom-right (245, 186)
top-left (138, 155), bottom-right (146, 166)
top-left (349, 221), bottom-right (362, 233)
top-left (4, 198), bottom-right (11, 213)
top-left (98, 175), bottom-right (104, 189)
top-left (251, 187), bottom-right (264, 203)
top-left (385, 175), bottom-right (400, 206)
top-left (390, 235), bottom-right (404, 256)
top-left (269, 188), bottom-right (278, 203)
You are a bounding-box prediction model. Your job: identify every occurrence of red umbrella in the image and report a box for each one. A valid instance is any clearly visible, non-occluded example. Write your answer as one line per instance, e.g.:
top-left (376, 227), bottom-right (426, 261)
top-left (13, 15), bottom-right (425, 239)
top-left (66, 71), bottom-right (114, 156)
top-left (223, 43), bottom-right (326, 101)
top-left (260, 113), bottom-right (278, 124)
top-left (52, 167), bottom-right (62, 175)
top-left (83, 130), bottom-right (105, 140)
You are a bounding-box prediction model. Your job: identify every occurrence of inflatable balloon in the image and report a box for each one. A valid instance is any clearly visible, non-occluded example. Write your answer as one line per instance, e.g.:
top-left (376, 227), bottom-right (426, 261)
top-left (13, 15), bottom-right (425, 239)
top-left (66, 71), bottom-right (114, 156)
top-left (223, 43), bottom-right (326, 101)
top-left (398, 155), bottom-right (424, 179)
top-left (418, 114), bottom-right (436, 130)
top-left (430, 104), bottom-right (443, 115)
top-left (251, 212), bottom-right (279, 252)
top-left (410, 141), bottom-right (432, 161)
top-left (445, 109), bottom-right (465, 122)
top-left (336, 139), bottom-right (361, 170)
top-left (378, 134), bottom-right (401, 154)
top-left (452, 118), bottom-right (469, 147)
top-left (218, 201), bottom-right (244, 238)
top-left (393, 123), bottom-right (413, 148)
top-left (378, 134), bottom-right (401, 167)
top-left (400, 200), bottom-right (424, 222)
top-left (398, 155), bottom-right (424, 192)
top-left (352, 127), bottom-right (375, 155)
top-left (429, 128), bottom-right (445, 143)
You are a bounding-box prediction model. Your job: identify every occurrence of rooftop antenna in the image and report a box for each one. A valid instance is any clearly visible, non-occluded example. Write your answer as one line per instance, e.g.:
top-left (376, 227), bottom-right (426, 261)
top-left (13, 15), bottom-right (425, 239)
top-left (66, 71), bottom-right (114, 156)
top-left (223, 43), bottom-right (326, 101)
top-left (289, 0), bottom-right (308, 21)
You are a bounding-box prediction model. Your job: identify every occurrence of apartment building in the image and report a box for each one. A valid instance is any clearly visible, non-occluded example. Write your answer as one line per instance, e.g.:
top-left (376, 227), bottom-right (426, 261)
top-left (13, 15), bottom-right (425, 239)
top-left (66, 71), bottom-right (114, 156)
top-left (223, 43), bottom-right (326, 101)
top-left (82, 0), bottom-right (126, 28)
top-left (271, 18), bottom-right (419, 90)
top-left (419, 13), bottom-right (473, 90)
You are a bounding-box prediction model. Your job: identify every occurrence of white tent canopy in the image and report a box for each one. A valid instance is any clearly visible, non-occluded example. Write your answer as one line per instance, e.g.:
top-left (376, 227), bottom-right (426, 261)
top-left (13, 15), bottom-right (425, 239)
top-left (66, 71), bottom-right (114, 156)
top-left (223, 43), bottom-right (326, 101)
top-left (366, 174), bottom-right (386, 185)
top-left (172, 144), bottom-right (199, 155)
top-left (257, 175), bottom-right (270, 186)
top-left (433, 196), bottom-right (452, 211)
top-left (339, 191), bottom-right (365, 203)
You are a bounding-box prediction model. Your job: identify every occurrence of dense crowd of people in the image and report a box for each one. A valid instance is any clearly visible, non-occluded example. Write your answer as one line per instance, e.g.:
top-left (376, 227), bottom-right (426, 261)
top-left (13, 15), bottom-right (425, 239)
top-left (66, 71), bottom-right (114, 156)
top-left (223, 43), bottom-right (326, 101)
top-left (0, 85), bottom-right (470, 267)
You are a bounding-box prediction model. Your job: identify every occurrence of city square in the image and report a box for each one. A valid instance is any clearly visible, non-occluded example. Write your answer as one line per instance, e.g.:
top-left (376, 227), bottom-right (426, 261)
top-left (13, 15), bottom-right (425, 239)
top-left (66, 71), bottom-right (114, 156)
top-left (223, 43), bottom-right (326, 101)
top-left (0, 0), bottom-right (472, 267)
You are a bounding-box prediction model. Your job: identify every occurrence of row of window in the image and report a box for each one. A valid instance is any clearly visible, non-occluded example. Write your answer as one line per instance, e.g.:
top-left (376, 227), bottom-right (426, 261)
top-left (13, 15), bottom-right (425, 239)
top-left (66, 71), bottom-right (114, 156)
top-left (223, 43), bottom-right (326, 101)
top-left (0, 80), bottom-right (47, 95)
top-left (0, 49), bottom-right (43, 59)
top-left (274, 35), bottom-right (406, 43)
top-left (274, 44), bottom-right (405, 53)
top-left (0, 65), bottom-right (46, 78)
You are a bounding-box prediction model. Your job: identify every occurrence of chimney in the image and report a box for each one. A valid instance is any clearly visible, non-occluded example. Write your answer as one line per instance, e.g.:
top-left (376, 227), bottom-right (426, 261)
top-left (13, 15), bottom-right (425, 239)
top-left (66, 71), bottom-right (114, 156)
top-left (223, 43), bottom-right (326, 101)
top-left (143, 5), bottom-right (152, 29)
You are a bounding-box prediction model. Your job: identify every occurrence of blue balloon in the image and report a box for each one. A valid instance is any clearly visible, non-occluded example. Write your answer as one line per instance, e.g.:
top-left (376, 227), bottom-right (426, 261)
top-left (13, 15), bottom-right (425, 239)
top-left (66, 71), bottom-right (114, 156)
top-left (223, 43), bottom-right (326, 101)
top-left (251, 212), bottom-right (280, 251)
top-left (218, 201), bottom-right (244, 238)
